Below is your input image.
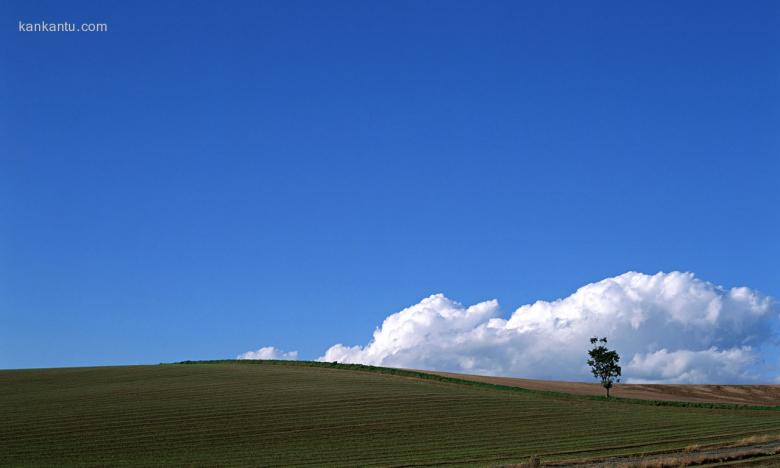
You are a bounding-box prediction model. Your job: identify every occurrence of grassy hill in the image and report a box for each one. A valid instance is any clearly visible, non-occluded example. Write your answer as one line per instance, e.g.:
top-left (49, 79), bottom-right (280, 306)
top-left (3, 360), bottom-right (780, 466)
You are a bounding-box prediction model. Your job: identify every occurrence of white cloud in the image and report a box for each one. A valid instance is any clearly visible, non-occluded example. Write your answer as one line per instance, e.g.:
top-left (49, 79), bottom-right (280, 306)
top-left (237, 346), bottom-right (298, 360)
top-left (318, 271), bottom-right (777, 383)
top-left (626, 347), bottom-right (757, 384)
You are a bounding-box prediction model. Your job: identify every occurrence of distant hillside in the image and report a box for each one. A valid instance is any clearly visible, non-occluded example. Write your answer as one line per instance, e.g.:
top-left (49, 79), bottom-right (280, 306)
top-left (3, 360), bottom-right (780, 466)
top-left (425, 369), bottom-right (780, 406)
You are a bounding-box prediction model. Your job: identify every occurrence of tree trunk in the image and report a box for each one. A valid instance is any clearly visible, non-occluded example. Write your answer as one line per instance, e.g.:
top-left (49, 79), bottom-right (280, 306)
top-left (606, 386), bottom-right (610, 399)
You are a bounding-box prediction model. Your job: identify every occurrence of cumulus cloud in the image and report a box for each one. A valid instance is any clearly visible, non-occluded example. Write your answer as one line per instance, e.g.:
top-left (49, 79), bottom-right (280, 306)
top-left (237, 346), bottom-right (298, 360)
top-left (318, 271), bottom-right (777, 383)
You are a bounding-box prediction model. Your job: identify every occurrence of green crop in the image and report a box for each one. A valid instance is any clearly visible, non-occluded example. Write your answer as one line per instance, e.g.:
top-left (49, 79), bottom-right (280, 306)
top-left (3, 361), bottom-right (780, 466)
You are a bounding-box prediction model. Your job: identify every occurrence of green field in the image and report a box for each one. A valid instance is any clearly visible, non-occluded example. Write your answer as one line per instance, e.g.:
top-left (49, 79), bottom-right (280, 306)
top-left (3, 361), bottom-right (780, 466)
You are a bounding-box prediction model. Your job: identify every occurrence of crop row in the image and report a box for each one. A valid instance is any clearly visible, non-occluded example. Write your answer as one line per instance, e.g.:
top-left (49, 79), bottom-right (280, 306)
top-left (3, 363), bottom-right (780, 466)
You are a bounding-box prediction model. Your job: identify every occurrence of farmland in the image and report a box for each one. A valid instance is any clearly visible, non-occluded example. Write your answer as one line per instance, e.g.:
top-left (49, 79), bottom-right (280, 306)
top-left (3, 361), bottom-right (780, 466)
top-left (427, 369), bottom-right (780, 406)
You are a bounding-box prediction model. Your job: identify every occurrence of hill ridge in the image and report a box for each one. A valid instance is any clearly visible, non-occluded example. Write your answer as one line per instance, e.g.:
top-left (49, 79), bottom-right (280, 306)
top-left (177, 359), bottom-right (780, 410)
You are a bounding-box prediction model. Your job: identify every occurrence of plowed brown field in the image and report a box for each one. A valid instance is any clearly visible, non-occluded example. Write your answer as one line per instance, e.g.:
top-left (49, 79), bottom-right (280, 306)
top-left (425, 369), bottom-right (780, 405)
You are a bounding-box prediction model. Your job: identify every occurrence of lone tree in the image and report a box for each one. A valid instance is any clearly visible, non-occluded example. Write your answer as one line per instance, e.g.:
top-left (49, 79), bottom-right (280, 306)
top-left (587, 337), bottom-right (621, 398)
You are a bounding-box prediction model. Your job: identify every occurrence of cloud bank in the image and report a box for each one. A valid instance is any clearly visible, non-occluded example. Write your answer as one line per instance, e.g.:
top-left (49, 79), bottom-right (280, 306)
top-left (241, 272), bottom-right (779, 383)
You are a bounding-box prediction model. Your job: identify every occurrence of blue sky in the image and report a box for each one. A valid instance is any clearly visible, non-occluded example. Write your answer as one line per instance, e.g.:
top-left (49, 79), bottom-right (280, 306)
top-left (1, 1), bottom-right (778, 372)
